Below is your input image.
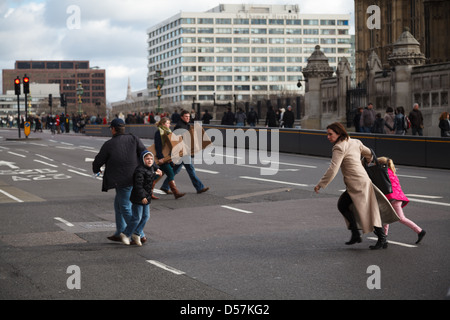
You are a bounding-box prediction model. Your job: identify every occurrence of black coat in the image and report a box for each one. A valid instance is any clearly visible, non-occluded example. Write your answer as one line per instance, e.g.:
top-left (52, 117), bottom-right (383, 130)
top-left (93, 133), bottom-right (146, 191)
top-left (129, 164), bottom-right (159, 204)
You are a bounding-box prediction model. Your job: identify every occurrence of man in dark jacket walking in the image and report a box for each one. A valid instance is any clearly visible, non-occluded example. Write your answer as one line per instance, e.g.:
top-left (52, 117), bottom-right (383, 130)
top-left (92, 118), bottom-right (147, 243)
top-left (408, 103), bottom-right (424, 136)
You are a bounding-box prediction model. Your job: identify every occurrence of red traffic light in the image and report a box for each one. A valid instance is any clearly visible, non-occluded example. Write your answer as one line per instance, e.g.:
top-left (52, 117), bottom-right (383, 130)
top-left (14, 77), bottom-right (21, 95)
top-left (23, 75), bottom-right (30, 94)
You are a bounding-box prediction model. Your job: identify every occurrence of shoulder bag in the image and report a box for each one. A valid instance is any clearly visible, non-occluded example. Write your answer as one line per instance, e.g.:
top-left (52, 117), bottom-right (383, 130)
top-left (363, 149), bottom-right (393, 195)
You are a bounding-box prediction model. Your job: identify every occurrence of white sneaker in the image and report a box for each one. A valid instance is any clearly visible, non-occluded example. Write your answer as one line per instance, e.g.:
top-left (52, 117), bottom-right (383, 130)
top-left (131, 234), bottom-right (142, 246)
top-left (119, 233), bottom-right (130, 245)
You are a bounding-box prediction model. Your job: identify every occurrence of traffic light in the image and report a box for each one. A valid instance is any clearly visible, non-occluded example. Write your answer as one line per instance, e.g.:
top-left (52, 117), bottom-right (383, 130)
top-left (60, 93), bottom-right (67, 107)
top-left (23, 75), bottom-right (30, 94)
top-left (14, 77), bottom-right (21, 95)
top-left (49, 94), bottom-right (53, 107)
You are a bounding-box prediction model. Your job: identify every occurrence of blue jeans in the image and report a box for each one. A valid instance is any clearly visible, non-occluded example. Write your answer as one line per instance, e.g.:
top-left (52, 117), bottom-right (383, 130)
top-left (123, 203), bottom-right (150, 238)
top-left (114, 186), bottom-right (133, 236)
top-left (161, 161), bottom-right (204, 192)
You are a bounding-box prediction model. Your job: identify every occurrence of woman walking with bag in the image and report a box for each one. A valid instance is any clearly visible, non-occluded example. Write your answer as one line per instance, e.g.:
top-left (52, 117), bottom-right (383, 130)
top-left (314, 122), bottom-right (398, 249)
top-left (154, 117), bottom-right (185, 199)
top-left (377, 157), bottom-right (426, 244)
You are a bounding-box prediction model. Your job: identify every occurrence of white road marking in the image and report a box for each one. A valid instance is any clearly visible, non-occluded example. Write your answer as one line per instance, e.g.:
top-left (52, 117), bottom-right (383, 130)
top-left (261, 160), bottom-right (317, 169)
top-left (34, 159), bottom-right (58, 167)
top-left (146, 260), bottom-right (185, 275)
top-left (35, 154), bottom-right (54, 161)
top-left (7, 151), bottom-right (26, 158)
top-left (221, 205), bottom-right (253, 214)
top-left (235, 164), bottom-right (299, 172)
top-left (67, 169), bottom-right (101, 180)
top-left (240, 176), bottom-right (309, 187)
top-left (0, 188), bottom-right (24, 203)
top-left (367, 237), bottom-right (417, 248)
top-left (408, 198), bottom-right (450, 207)
top-left (405, 194), bottom-right (442, 199)
top-left (54, 217), bottom-right (74, 227)
top-left (397, 174), bottom-right (427, 179)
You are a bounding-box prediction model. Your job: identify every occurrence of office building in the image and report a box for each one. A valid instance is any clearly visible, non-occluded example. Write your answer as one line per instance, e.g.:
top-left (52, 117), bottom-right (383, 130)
top-left (2, 60), bottom-right (106, 115)
top-left (146, 4), bottom-right (352, 111)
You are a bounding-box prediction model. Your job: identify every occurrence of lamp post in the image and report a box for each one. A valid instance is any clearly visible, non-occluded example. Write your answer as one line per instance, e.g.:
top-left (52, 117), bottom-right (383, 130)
top-left (76, 81), bottom-right (84, 115)
top-left (296, 76), bottom-right (307, 120)
top-left (153, 70), bottom-right (164, 114)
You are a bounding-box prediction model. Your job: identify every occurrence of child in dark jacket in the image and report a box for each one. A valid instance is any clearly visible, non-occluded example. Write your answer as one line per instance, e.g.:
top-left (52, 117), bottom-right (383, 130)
top-left (120, 150), bottom-right (162, 246)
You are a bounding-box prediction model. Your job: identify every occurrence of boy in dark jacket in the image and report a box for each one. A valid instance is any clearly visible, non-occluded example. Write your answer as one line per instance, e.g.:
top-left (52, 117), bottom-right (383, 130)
top-left (120, 150), bottom-right (162, 246)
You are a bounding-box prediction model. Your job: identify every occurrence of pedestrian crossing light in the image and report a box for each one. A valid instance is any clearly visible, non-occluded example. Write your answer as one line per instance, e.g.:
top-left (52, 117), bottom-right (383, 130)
top-left (23, 75), bottom-right (30, 94)
top-left (14, 77), bottom-right (21, 95)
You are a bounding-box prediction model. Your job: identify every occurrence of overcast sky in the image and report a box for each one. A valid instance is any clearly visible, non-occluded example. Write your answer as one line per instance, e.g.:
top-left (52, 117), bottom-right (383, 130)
top-left (0, 0), bottom-right (354, 103)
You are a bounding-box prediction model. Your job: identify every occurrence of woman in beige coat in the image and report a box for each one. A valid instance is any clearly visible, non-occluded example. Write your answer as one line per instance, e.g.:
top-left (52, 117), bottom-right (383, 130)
top-left (314, 122), bottom-right (389, 250)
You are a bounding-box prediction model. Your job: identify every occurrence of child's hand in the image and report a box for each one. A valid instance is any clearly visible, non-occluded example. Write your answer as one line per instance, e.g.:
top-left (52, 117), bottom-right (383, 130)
top-left (156, 169), bottom-right (163, 176)
top-left (142, 198), bottom-right (148, 205)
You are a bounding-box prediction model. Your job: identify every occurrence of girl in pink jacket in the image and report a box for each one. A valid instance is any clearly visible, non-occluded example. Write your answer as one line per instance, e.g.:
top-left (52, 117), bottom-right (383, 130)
top-left (378, 157), bottom-right (426, 244)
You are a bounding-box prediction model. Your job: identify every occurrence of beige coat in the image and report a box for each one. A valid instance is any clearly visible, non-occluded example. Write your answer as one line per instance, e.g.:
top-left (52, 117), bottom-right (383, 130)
top-left (317, 138), bottom-right (399, 234)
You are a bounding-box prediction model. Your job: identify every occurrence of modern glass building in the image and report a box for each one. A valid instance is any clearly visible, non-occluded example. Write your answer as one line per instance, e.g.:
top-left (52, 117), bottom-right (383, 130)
top-left (146, 4), bottom-right (351, 110)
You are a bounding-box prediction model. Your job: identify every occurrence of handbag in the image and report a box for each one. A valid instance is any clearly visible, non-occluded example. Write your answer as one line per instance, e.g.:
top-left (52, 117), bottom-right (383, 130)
top-left (363, 149), bottom-right (393, 195)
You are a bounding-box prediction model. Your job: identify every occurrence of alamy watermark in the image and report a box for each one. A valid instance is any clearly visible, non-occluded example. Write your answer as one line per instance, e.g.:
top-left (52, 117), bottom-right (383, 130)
top-left (66, 265), bottom-right (81, 290)
top-left (366, 265), bottom-right (381, 290)
top-left (66, 5), bottom-right (81, 30)
top-left (169, 122), bottom-right (280, 176)
top-left (367, 5), bottom-right (381, 30)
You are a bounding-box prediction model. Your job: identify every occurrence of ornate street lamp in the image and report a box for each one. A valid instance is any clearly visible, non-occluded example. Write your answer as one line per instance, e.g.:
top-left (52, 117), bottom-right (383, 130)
top-left (153, 70), bottom-right (164, 114)
top-left (76, 81), bottom-right (84, 115)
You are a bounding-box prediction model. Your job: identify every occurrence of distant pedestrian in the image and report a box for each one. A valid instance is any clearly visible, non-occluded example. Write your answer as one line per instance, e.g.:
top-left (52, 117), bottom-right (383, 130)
top-left (438, 111), bottom-right (450, 137)
top-left (247, 108), bottom-right (259, 127)
top-left (283, 105), bottom-right (295, 128)
top-left (120, 151), bottom-right (162, 246)
top-left (235, 108), bottom-right (246, 127)
top-left (353, 107), bottom-right (363, 132)
top-left (265, 106), bottom-right (278, 127)
top-left (201, 110), bottom-right (213, 124)
top-left (371, 113), bottom-right (385, 134)
top-left (222, 107), bottom-right (235, 125)
top-left (409, 103), bottom-right (424, 136)
top-left (360, 102), bottom-right (376, 133)
top-left (378, 157), bottom-right (426, 244)
top-left (384, 107), bottom-right (395, 134)
top-left (92, 118), bottom-right (147, 243)
top-left (393, 107), bottom-right (407, 135)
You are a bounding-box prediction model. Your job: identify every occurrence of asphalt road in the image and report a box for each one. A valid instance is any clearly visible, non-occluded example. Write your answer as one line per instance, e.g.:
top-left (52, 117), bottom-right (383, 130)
top-left (0, 127), bottom-right (449, 305)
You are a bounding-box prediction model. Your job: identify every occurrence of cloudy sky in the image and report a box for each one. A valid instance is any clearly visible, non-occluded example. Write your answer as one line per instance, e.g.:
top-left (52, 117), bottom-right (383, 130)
top-left (0, 0), bottom-right (354, 103)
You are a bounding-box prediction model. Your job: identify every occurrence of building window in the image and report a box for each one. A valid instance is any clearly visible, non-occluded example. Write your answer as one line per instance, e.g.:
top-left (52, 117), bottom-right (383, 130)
top-left (234, 18), bottom-right (249, 24)
top-left (303, 19), bottom-right (318, 25)
top-left (251, 19), bottom-right (267, 25)
top-left (198, 18), bottom-right (213, 24)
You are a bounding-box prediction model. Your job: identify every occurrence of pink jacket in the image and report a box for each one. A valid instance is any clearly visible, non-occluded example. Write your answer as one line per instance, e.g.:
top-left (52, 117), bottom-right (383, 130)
top-left (385, 168), bottom-right (409, 207)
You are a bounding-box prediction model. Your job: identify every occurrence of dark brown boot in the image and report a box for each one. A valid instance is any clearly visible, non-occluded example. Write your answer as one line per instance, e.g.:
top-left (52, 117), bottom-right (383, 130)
top-left (169, 180), bottom-right (185, 199)
top-left (151, 180), bottom-right (159, 200)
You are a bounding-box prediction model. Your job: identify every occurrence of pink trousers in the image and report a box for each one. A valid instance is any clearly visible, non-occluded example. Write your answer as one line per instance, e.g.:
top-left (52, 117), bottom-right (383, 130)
top-left (384, 200), bottom-right (422, 235)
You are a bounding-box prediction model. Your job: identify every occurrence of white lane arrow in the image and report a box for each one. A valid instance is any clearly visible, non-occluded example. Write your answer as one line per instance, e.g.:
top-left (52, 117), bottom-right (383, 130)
top-left (0, 161), bottom-right (19, 169)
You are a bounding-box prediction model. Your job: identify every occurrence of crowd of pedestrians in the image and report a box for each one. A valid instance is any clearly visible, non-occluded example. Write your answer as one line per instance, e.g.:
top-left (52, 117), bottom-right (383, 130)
top-left (0, 113), bottom-right (106, 134)
top-left (353, 102), bottom-right (450, 137)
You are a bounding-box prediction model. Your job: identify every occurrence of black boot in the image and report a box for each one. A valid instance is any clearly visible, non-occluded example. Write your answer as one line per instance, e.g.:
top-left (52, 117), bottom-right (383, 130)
top-left (369, 227), bottom-right (388, 250)
top-left (346, 229), bottom-right (362, 245)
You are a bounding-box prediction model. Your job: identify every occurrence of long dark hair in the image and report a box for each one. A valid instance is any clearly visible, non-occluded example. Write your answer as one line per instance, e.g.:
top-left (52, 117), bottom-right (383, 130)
top-left (327, 122), bottom-right (349, 143)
